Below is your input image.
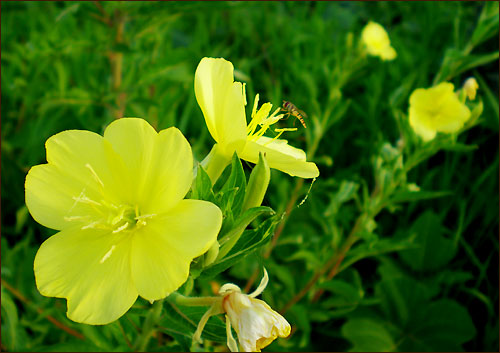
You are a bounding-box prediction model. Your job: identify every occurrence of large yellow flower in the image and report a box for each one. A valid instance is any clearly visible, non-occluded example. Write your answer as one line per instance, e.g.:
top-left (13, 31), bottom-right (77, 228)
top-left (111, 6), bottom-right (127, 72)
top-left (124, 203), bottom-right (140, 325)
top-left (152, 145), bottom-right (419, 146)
top-left (409, 82), bottom-right (471, 141)
top-left (26, 118), bottom-right (222, 325)
top-left (361, 21), bottom-right (397, 61)
top-left (195, 57), bottom-right (319, 182)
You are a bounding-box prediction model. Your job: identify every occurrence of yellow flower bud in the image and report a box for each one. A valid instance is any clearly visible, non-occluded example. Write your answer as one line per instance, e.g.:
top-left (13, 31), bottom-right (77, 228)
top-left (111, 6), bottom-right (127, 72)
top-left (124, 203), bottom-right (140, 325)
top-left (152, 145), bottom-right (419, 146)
top-left (463, 77), bottom-right (479, 100)
top-left (243, 152), bottom-right (270, 211)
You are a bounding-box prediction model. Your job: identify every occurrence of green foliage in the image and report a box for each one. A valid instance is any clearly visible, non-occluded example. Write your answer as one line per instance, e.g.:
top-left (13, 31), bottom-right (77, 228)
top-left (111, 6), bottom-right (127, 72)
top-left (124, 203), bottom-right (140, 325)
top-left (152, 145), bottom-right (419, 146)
top-left (2, 1), bottom-right (498, 352)
top-left (399, 211), bottom-right (457, 272)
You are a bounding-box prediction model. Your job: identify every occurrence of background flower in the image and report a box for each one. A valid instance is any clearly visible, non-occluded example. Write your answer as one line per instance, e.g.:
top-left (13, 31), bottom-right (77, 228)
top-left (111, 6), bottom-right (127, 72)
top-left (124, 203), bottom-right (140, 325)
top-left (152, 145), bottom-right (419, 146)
top-left (361, 21), bottom-right (397, 61)
top-left (408, 82), bottom-right (471, 141)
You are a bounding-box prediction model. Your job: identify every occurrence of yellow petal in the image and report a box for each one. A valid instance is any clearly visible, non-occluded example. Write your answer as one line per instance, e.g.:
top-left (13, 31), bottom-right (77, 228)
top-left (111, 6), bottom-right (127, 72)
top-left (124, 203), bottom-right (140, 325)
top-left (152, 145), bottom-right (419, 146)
top-left (239, 137), bottom-right (319, 178)
top-left (103, 119), bottom-right (193, 214)
top-left (26, 165), bottom-right (101, 230)
top-left (130, 199), bottom-right (222, 301)
top-left (380, 46), bottom-right (397, 61)
top-left (103, 118), bottom-right (157, 204)
top-left (195, 58), bottom-right (247, 156)
top-left (25, 130), bottom-right (127, 230)
top-left (140, 127), bottom-right (194, 215)
top-left (34, 227), bottom-right (137, 325)
top-left (408, 107), bottom-right (437, 142)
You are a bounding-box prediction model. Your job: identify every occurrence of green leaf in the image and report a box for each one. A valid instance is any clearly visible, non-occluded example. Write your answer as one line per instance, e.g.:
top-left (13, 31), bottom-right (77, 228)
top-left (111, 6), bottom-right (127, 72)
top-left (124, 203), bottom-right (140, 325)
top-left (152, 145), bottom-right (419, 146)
top-left (390, 189), bottom-right (452, 204)
top-left (319, 279), bottom-right (364, 317)
top-left (324, 180), bottom-right (359, 216)
top-left (341, 317), bottom-right (396, 352)
top-left (398, 211), bottom-right (457, 271)
top-left (1, 290), bottom-right (22, 351)
top-left (340, 236), bottom-right (418, 274)
top-left (190, 164), bottom-right (215, 202)
top-left (470, 2), bottom-right (499, 48)
top-left (453, 52), bottom-right (499, 78)
top-left (217, 206), bottom-right (274, 260)
top-left (400, 299), bottom-right (476, 351)
top-left (219, 153), bottom-right (247, 218)
top-left (201, 215), bottom-right (277, 279)
top-left (319, 279), bottom-right (363, 307)
top-left (161, 299), bottom-right (227, 349)
top-left (375, 277), bottom-right (432, 326)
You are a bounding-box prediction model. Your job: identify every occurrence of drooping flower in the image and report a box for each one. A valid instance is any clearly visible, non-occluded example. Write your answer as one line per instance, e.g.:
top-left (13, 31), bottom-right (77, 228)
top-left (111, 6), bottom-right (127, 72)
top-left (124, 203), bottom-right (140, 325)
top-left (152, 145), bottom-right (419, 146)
top-left (26, 118), bottom-right (222, 325)
top-left (463, 77), bottom-right (479, 100)
top-left (361, 21), bottom-right (397, 61)
top-left (408, 82), bottom-right (471, 141)
top-left (192, 269), bottom-right (291, 352)
top-left (194, 57), bottom-right (319, 182)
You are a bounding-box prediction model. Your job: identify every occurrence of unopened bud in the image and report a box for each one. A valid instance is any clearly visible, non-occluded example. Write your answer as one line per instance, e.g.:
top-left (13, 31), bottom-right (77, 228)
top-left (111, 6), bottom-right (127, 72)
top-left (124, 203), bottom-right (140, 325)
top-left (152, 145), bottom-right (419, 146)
top-left (463, 77), bottom-right (479, 100)
top-left (242, 152), bottom-right (270, 211)
top-left (204, 240), bottom-right (220, 267)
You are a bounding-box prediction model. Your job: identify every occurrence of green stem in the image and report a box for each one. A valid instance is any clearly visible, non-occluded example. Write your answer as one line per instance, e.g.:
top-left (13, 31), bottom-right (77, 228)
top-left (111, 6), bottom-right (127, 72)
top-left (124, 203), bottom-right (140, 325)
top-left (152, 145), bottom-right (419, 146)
top-left (200, 144), bottom-right (232, 184)
top-left (133, 299), bottom-right (164, 352)
top-left (170, 292), bottom-right (221, 307)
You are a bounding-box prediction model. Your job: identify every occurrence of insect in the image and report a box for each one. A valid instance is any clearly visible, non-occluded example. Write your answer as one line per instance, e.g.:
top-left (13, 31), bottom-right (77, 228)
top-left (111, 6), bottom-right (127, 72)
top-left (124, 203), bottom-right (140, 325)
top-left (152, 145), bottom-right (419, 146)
top-left (281, 100), bottom-right (307, 128)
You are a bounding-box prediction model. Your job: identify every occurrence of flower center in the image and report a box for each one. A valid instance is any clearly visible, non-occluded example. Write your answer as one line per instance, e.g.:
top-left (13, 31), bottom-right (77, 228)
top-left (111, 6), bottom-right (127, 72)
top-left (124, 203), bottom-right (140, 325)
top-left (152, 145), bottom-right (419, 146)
top-left (246, 94), bottom-right (297, 144)
top-left (64, 164), bottom-right (156, 233)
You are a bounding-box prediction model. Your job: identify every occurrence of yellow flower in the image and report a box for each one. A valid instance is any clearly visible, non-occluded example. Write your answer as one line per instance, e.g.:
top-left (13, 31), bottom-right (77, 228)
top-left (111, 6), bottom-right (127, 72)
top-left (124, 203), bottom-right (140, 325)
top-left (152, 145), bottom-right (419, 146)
top-left (463, 77), bottom-right (479, 100)
top-left (195, 57), bottom-right (319, 182)
top-left (26, 118), bottom-right (222, 325)
top-left (219, 270), bottom-right (291, 352)
top-left (409, 82), bottom-right (471, 141)
top-left (361, 21), bottom-right (397, 61)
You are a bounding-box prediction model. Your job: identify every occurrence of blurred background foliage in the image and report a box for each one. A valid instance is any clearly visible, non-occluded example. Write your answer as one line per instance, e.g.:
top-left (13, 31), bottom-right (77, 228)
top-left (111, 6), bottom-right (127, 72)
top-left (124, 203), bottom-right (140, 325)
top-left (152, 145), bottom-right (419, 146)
top-left (1, 1), bottom-right (498, 352)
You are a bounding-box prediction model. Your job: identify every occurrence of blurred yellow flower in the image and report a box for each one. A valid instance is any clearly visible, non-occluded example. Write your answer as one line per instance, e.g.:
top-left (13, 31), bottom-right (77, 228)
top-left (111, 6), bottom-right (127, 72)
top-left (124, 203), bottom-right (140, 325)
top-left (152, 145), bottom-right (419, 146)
top-left (361, 21), bottom-right (397, 61)
top-left (26, 118), bottom-right (222, 325)
top-left (409, 82), bottom-right (471, 141)
top-left (463, 77), bottom-right (479, 100)
top-left (219, 270), bottom-right (291, 352)
top-left (195, 57), bottom-right (319, 182)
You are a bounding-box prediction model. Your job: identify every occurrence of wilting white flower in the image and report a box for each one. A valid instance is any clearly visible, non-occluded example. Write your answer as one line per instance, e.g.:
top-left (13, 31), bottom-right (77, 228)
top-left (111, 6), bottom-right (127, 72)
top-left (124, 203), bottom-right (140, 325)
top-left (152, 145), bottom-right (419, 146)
top-left (192, 269), bottom-right (291, 352)
top-left (219, 270), bottom-right (291, 352)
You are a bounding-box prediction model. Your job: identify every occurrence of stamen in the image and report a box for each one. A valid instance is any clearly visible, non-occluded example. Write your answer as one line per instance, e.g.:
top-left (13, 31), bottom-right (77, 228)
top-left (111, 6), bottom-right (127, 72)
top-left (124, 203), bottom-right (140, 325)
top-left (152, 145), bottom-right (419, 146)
top-left (135, 213), bottom-right (156, 220)
top-left (67, 189), bottom-right (87, 213)
top-left (252, 94), bottom-right (260, 120)
top-left (85, 163), bottom-right (105, 188)
top-left (100, 245), bottom-right (116, 263)
top-left (270, 128), bottom-right (297, 142)
top-left (242, 82), bottom-right (247, 106)
top-left (81, 221), bottom-right (100, 230)
top-left (72, 195), bottom-right (102, 207)
top-left (64, 215), bottom-right (90, 221)
top-left (112, 222), bottom-right (129, 233)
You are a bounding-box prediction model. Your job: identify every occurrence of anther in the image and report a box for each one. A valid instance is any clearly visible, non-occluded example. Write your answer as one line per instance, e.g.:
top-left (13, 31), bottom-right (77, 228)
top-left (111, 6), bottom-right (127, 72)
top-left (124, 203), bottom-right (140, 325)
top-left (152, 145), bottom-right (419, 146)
top-left (85, 163), bottom-right (105, 188)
